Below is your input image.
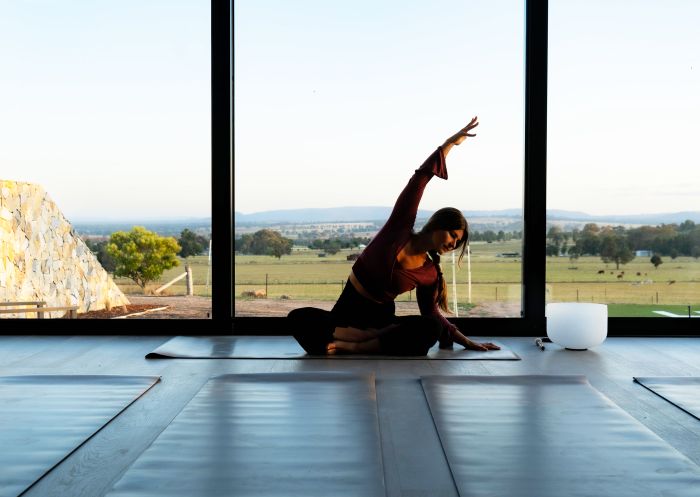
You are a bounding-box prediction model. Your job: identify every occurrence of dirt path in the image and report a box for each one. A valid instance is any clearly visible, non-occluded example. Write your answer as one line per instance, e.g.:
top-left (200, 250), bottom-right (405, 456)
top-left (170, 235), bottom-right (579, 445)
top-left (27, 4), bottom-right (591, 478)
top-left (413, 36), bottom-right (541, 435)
top-left (113, 295), bottom-right (212, 319)
top-left (79, 296), bottom-right (519, 319)
top-left (234, 298), bottom-right (520, 318)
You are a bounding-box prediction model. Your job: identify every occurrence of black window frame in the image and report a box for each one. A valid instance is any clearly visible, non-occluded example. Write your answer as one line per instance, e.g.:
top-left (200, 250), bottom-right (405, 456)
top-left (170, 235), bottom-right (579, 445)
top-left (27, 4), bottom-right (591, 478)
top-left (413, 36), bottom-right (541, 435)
top-left (2, 1), bottom-right (698, 336)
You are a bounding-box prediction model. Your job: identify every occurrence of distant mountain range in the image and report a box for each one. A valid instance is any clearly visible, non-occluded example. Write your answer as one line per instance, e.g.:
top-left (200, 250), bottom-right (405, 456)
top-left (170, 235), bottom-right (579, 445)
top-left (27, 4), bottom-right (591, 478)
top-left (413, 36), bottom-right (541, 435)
top-left (235, 207), bottom-right (700, 226)
top-left (72, 209), bottom-right (700, 237)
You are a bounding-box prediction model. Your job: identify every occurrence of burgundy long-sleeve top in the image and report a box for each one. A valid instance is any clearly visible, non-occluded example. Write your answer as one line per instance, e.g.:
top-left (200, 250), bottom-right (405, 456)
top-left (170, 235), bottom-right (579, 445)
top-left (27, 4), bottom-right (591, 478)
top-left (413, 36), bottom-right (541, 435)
top-left (351, 146), bottom-right (457, 336)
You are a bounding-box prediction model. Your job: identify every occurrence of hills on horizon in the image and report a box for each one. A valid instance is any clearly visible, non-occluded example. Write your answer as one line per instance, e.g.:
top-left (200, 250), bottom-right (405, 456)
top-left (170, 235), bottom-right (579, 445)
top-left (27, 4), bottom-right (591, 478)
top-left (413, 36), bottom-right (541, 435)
top-left (70, 208), bottom-right (700, 236)
top-left (235, 207), bottom-right (700, 227)
top-left (73, 218), bottom-right (212, 237)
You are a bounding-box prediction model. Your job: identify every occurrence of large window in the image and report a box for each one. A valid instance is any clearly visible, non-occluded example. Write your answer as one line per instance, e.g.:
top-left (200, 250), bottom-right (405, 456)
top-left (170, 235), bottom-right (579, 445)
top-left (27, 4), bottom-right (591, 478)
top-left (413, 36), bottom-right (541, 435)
top-left (1, 1), bottom-right (212, 321)
top-left (234, 0), bottom-right (525, 318)
top-left (547, 0), bottom-right (700, 319)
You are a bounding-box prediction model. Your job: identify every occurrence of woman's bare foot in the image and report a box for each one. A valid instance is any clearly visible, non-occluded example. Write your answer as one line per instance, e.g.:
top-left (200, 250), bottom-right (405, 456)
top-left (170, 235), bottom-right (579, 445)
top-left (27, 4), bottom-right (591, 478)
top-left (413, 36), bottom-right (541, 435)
top-left (326, 340), bottom-right (357, 355)
top-left (326, 338), bottom-right (382, 355)
top-left (333, 326), bottom-right (378, 342)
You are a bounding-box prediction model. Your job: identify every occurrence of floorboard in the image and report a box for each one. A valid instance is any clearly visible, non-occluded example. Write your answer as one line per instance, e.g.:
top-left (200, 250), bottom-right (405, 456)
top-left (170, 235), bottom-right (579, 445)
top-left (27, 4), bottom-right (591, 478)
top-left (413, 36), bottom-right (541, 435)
top-left (0, 335), bottom-right (698, 496)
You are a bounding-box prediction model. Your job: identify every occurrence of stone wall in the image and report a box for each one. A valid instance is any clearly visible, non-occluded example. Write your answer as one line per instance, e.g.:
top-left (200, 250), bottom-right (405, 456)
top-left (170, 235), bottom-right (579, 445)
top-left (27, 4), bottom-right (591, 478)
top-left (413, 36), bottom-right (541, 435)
top-left (0, 180), bottom-right (129, 318)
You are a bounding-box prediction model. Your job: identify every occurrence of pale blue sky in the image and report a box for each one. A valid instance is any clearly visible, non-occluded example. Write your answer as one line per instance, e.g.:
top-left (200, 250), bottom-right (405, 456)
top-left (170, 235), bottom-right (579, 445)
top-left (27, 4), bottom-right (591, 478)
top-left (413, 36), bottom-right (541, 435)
top-left (234, 0), bottom-right (525, 215)
top-left (1, 1), bottom-right (698, 221)
top-left (548, 0), bottom-right (700, 216)
top-left (235, 0), bottom-right (699, 216)
top-left (0, 0), bottom-right (210, 221)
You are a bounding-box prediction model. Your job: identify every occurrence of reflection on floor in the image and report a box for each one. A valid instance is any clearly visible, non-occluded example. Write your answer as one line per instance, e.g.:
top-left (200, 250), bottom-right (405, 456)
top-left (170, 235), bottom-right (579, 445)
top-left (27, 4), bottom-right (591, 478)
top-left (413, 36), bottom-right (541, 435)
top-left (1, 336), bottom-right (699, 497)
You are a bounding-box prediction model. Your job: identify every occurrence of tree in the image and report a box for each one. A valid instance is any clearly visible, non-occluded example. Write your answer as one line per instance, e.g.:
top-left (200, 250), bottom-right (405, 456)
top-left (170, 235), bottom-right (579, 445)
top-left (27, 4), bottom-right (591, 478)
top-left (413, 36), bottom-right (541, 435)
top-left (178, 229), bottom-right (208, 258)
top-left (679, 219), bottom-right (696, 232)
top-left (482, 230), bottom-right (497, 243)
top-left (84, 239), bottom-right (116, 273)
top-left (692, 246), bottom-right (700, 260)
top-left (236, 229), bottom-right (293, 258)
top-left (235, 234), bottom-right (253, 253)
top-left (106, 226), bottom-right (181, 292)
top-left (576, 225), bottom-right (602, 256)
top-left (599, 234), bottom-right (634, 269)
top-left (568, 245), bottom-right (581, 264)
top-left (650, 254), bottom-right (663, 269)
top-left (545, 243), bottom-right (560, 257)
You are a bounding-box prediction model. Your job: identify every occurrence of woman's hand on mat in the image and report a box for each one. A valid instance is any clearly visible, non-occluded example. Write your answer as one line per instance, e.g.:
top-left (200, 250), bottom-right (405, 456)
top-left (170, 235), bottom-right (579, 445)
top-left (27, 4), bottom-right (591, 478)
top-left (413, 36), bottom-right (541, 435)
top-left (450, 327), bottom-right (500, 351)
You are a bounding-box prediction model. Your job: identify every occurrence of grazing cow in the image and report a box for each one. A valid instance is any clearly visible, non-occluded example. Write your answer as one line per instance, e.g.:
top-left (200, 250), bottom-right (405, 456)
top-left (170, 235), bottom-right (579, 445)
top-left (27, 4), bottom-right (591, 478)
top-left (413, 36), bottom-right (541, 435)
top-left (597, 270), bottom-right (605, 274)
top-left (617, 274), bottom-right (623, 279)
top-left (242, 289), bottom-right (267, 298)
top-left (636, 272), bottom-right (641, 276)
top-left (668, 280), bottom-right (676, 285)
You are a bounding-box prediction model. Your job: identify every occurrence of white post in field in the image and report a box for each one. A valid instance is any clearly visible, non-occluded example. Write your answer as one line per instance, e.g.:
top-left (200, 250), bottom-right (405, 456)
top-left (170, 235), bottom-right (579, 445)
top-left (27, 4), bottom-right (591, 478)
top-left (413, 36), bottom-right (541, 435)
top-left (185, 264), bottom-right (194, 296)
top-left (205, 239), bottom-right (212, 294)
top-left (451, 250), bottom-right (458, 317)
top-left (467, 243), bottom-right (472, 304)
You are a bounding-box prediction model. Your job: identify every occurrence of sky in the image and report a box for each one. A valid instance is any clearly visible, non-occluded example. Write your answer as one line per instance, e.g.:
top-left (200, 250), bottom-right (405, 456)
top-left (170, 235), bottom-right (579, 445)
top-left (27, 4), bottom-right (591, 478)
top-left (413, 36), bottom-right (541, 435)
top-left (0, 0), bottom-right (210, 221)
top-left (234, 0), bottom-right (700, 217)
top-left (1, 1), bottom-right (698, 222)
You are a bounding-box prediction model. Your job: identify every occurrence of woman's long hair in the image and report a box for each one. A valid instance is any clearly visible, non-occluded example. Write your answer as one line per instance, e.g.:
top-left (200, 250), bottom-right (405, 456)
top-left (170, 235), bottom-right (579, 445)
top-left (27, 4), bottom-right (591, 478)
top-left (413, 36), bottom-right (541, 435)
top-left (420, 208), bottom-right (469, 313)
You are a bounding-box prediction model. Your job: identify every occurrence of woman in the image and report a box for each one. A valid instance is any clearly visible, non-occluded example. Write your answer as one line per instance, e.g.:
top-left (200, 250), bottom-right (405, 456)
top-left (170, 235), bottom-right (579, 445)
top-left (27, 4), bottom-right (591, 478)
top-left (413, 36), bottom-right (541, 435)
top-left (289, 117), bottom-right (500, 355)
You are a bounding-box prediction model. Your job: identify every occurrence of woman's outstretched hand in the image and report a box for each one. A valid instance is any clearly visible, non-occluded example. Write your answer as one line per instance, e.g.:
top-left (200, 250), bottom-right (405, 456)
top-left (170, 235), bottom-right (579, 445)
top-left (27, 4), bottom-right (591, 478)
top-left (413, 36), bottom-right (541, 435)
top-left (447, 326), bottom-right (500, 352)
top-left (441, 116), bottom-right (479, 157)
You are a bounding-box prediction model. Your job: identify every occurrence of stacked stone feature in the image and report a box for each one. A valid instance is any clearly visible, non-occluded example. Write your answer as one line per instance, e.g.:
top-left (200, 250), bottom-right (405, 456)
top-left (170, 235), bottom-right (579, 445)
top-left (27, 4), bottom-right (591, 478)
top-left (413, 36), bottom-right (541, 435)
top-left (0, 180), bottom-right (129, 318)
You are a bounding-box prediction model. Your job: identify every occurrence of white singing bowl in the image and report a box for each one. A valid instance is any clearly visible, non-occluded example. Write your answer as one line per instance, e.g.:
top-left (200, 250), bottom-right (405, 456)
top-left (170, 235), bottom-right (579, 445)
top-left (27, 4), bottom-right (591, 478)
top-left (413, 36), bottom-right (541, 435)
top-left (546, 303), bottom-right (608, 350)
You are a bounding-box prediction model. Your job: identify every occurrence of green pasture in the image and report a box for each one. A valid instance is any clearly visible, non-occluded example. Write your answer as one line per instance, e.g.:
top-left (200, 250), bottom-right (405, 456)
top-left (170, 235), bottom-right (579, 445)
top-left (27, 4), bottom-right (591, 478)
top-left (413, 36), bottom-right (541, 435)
top-left (606, 304), bottom-right (699, 318)
top-left (112, 243), bottom-right (700, 316)
top-left (233, 241), bottom-right (700, 316)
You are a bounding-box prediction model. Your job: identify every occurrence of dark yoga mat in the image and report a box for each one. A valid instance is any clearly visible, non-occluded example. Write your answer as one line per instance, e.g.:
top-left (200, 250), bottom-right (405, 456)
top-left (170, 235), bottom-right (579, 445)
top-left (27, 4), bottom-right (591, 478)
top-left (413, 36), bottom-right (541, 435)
top-left (0, 375), bottom-right (159, 497)
top-left (106, 372), bottom-right (385, 497)
top-left (146, 335), bottom-right (519, 360)
top-left (422, 375), bottom-right (700, 497)
top-left (634, 377), bottom-right (700, 421)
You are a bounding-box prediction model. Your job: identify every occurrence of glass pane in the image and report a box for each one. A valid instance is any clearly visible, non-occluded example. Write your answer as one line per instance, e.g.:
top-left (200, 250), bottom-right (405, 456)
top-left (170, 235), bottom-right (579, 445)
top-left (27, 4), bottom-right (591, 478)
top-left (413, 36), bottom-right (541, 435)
top-left (0, 2), bottom-right (211, 320)
top-left (234, 0), bottom-right (524, 318)
top-left (547, 0), bottom-right (700, 318)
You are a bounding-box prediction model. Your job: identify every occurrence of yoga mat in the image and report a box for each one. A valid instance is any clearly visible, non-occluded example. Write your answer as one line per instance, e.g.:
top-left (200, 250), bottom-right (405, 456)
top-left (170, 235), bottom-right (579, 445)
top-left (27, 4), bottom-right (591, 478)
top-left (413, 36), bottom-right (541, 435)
top-left (634, 377), bottom-right (700, 421)
top-left (105, 373), bottom-right (385, 497)
top-left (422, 375), bottom-right (700, 497)
top-left (0, 375), bottom-right (159, 497)
top-left (146, 335), bottom-right (519, 360)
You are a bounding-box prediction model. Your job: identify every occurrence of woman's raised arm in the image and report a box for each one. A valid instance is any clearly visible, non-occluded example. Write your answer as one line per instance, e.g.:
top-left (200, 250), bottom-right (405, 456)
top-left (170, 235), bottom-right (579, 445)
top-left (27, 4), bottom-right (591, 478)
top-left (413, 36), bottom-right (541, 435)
top-left (441, 116), bottom-right (479, 158)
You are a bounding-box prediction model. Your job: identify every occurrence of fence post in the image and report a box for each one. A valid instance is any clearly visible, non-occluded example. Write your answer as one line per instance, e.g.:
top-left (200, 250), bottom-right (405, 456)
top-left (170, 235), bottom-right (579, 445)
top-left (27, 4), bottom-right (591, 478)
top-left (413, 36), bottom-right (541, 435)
top-left (185, 264), bottom-right (194, 296)
top-left (37, 302), bottom-right (46, 319)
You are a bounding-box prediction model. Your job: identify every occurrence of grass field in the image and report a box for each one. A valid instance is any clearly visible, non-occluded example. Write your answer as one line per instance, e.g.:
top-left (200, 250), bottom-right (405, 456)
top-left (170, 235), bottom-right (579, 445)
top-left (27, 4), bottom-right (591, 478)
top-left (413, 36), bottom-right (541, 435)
top-left (111, 244), bottom-right (700, 317)
top-left (232, 241), bottom-right (700, 317)
top-left (115, 255), bottom-right (213, 297)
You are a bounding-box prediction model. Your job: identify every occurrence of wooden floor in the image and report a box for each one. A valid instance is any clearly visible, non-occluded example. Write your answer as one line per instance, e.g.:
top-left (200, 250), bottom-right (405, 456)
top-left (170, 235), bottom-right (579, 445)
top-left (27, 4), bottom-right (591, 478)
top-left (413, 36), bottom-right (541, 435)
top-left (1, 335), bottom-right (700, 497)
